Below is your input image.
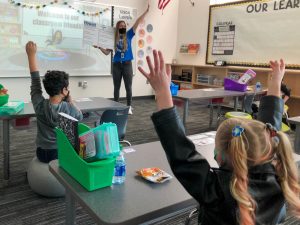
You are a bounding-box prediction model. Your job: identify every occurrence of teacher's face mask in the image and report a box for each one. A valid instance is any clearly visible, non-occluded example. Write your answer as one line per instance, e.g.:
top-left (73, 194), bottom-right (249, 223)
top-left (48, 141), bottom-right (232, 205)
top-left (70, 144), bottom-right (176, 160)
top-left (119, 28), bottom-right (126, 34)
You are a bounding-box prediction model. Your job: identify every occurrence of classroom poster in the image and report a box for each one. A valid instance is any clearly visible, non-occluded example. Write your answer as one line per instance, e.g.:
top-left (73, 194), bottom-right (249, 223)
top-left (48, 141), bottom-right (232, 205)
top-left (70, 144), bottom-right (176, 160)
top-left (83, 21), bottom-right (115, 50)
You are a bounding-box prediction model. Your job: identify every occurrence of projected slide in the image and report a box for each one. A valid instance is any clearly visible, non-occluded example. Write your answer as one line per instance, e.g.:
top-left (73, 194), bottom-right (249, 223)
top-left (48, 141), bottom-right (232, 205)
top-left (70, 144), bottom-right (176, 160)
top-left (0, 1), bottom-right (112, 77)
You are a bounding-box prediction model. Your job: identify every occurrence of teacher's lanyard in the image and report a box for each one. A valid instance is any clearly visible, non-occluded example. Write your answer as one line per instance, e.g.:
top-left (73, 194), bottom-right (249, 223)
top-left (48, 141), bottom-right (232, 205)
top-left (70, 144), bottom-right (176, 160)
top-left (117, 37), bottom-right (125, 59)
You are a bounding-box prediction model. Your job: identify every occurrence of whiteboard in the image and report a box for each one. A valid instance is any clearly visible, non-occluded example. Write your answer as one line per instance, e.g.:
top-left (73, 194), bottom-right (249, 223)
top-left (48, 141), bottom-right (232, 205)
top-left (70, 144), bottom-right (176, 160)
top-left (0, 0), bottom-right (112, 77)
top-left (206, 0), bottom-right (300, 69)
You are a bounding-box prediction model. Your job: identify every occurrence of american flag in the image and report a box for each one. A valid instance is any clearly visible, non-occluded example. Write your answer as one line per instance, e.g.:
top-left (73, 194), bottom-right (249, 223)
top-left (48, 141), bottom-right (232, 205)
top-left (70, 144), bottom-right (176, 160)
top-left (158, 0), bottom-right (171, 10)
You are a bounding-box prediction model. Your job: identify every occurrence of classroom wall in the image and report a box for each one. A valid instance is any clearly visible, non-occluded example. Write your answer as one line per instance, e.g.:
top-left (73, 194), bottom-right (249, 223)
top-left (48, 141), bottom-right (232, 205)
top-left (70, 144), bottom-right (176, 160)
top-left (2, 0), bottom-right (179, 101)
top-left (175, 0), bottom-right (210, 65)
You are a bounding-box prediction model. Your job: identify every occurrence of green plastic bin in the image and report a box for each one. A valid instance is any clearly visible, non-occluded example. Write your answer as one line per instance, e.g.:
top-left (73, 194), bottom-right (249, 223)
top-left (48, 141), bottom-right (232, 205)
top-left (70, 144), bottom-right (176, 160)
top-left (56, 123), bottom-right (115, 191)
top-left (0, 100), bottom-right (24, 115)
top-left (0, 94), bottom-right (9, 106)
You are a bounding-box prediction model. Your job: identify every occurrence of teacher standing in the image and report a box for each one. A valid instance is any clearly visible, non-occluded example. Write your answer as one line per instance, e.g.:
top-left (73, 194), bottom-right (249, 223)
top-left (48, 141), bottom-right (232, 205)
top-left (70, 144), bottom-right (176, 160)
top-left (94, 4), bottom-right (150, 115)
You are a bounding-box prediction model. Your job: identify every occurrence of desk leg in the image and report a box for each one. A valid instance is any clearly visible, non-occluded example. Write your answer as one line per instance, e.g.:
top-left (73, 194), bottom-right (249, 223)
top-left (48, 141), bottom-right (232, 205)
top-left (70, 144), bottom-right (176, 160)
top-left (295, 125), bottom-right (300, 154)
top-left (241, 96), bottom-right (246, 112)
top-left (3, 119), bottom-right (10, 182)
top-left (209, 100), bottom-right (214, 128)
top-left (182, 100), bottom-right (189, 128)
top-left (66, 191), bottom-right (76, 225)
top-left (234, 97), bottom-right (239, 111)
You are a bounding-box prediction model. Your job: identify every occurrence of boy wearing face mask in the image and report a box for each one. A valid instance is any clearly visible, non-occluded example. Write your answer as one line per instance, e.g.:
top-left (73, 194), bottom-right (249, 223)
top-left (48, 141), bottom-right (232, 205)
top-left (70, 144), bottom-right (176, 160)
top-left (26, 41), bottom-right (83, 163)
top-left (94, 4), bottom-right (149, 115)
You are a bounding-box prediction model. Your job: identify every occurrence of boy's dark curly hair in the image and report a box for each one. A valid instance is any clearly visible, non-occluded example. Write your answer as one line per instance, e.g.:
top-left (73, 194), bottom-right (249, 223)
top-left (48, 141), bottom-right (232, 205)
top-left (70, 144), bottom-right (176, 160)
top-left (42, 70), bottom-right (69, 97)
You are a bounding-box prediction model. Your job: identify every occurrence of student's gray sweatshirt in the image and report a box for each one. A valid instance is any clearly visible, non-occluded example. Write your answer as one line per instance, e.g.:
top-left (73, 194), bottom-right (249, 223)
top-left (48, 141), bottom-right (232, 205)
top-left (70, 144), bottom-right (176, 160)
top-left (30, 71), bottom-right (83, 149)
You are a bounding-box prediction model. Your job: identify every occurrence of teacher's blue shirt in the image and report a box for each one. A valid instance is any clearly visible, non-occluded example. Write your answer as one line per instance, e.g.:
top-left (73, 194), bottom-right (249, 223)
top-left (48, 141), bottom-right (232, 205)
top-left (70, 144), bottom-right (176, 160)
top-left (113, 28), bottom-right (135, 63)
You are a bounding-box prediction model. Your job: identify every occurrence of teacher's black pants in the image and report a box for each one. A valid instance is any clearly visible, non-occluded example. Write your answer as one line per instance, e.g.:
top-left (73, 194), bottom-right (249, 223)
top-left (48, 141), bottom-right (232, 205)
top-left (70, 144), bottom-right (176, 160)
top-left (112, 61), bottom-right (133, 106)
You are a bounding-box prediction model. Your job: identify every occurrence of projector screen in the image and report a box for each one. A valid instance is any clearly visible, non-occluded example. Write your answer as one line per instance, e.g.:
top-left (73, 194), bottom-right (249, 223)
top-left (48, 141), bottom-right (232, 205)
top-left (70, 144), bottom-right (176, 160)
top-left (0, 0), bottom-right (112, 77)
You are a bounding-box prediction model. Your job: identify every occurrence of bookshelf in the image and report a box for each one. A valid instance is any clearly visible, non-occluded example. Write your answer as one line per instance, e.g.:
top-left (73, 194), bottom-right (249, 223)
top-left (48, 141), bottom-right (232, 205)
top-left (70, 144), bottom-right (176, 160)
top-left (170, 64), bottom-right (300, 117)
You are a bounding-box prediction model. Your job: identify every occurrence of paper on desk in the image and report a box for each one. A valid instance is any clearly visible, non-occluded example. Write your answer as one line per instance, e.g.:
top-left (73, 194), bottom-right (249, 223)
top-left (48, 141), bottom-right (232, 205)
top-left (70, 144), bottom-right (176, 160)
top-left (204, 131), bottom-right (217, 137)
top-left (123, 147), bottom-right (136, 154)
top-left (75, 98), bottom-right (92, 102)
top-left (194, 137), bottom-right (215, 146)
top-left (188, 134), bottom-right (208, 141)
top-left (188, 131), bottom-right (216, 146)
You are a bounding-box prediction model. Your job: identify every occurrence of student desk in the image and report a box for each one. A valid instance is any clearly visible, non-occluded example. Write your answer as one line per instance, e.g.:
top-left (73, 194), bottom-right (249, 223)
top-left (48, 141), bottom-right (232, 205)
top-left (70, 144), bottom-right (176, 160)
top-left (49, 139), bottom-right (220, 225)
top-left (0, 97), bottom-right (127, 183)
top-left (49, 131), bottom-right (300, 225)
top-left (173, 88), bottom-right (245, 128)
top-left (173, 87), bottom-right (267, 128)
top-left (287, 116), bottom-right (300, 154)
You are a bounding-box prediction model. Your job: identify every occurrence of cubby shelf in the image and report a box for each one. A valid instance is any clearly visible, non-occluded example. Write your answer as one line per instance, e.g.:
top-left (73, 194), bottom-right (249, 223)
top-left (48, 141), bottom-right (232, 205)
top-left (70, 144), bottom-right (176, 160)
top-left (172, 80), bottom-right (192, 84)
top-left (193, 82), bottom-right (222, 88)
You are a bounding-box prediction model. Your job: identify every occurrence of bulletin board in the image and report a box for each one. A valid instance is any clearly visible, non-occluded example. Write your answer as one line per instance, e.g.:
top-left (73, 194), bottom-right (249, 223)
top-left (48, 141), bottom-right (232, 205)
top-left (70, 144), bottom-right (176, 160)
top-left (206, 0), bottom-right (300, 69)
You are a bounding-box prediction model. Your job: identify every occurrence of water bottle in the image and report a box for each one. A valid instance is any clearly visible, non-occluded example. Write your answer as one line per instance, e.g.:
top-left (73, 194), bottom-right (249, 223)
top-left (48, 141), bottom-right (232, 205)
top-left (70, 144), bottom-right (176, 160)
top-left (255, 81), bottom-right (262, 92)
top-left (112, 151), bottom-right (126, 184)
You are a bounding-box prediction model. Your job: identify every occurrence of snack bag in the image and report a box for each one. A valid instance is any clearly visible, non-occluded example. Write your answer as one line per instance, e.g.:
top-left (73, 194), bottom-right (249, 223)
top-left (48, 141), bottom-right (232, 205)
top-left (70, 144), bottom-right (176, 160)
top-left (137, 167), bottom-right (172, 183)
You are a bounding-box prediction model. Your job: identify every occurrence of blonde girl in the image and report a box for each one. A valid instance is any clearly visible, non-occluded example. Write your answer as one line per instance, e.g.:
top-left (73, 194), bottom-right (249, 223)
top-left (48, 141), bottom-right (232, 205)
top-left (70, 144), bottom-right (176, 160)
top-left (138, 50), bottom-right (300, 224)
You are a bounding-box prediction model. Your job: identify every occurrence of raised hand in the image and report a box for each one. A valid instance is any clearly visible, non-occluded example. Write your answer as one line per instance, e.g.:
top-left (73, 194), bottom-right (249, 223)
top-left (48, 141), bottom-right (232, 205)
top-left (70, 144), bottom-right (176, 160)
top-left (268, 59), bottom-right (285, 97)
top-left (270, 59), bottom-right (285, 84)
top-left (25, 41), bottom-right (38, 72)
top-left (25, 41), bottom-right (37, 57)
top-left (138, 50), bottom-right (173, 110)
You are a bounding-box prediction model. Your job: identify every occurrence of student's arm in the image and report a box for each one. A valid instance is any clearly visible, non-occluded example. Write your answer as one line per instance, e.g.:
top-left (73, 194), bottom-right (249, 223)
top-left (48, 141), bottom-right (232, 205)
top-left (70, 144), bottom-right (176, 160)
top-left (258, 59), bottom-right (285, 130)
top-left (281, 83), bottom-right (291, 103)
top-left (138, 50), bottom-right (173, 110)
top-left (93, 45), bottom-right (113, 56)
top-left (132, 3), bottom-right (150, 33)
top-left (283, 95), bottom-right (290, 104)
top-left (25, 41), bottom-right (44, 107)
top-left (139, 50), bottom-right (222, 205)
top-left (26, 41), bottom-right (38, 72)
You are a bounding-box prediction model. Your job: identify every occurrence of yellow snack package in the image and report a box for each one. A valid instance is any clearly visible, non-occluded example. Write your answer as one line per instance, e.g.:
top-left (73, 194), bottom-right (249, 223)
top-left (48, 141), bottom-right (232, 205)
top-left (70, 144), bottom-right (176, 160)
top-left (137, 167), bottom-right (172, 183)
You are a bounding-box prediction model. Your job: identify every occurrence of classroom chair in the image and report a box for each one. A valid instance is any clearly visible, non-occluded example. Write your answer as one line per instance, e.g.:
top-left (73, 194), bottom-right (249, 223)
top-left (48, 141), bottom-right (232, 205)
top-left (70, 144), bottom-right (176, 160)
top-left (225, 111), bottom-right (252, 120)
top-left (225, 94), bottom-right (255, 119)
top-left (216, 94), bottom-right (254, 127)
top-left (225, 99), bottom-right (290, 133)
top-left (95, 107), bottom-right (131, 146)
top-left (281, 104), bottom-right (291, 132)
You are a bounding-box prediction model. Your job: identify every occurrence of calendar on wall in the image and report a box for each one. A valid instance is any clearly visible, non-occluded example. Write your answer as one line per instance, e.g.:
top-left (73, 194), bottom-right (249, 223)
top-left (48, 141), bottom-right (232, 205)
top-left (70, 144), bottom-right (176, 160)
top-left (212, 24), bottom-right (235, 55)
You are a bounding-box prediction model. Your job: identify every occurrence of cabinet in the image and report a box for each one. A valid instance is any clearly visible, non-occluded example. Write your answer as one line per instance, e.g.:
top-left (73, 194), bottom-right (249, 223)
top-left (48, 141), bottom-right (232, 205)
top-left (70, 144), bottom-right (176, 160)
top-left (170, 64), bottom-right (300, 117)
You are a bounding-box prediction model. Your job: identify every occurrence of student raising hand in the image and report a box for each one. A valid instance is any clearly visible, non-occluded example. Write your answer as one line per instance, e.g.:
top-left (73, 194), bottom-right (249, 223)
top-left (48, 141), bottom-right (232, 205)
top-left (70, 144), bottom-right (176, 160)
top-left (268, 59), bottom-right (285, 98)
top-left (25, 41), bottom-right (37, 56)
top-left (138, 50), bottom-right (173, 110)
top-left (25, 41), bottom-right (38, 72)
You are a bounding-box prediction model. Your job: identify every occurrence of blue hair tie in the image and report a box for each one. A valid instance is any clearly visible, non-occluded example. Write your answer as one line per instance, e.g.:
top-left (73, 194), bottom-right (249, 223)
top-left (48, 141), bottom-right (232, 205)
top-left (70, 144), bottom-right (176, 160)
top-left (232, 125), bottom-right (245, 137)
